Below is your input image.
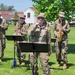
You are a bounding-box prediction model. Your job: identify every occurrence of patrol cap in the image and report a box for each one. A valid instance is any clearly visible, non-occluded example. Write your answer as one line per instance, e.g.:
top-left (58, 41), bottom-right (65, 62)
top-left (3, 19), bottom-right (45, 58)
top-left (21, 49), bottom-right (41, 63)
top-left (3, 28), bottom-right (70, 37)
top-left (37, 13), bottom-right (45, 19)
top-left (58, 11), bottom-right (65, 17)
top-left (20, 14), bottom-right (26, 19)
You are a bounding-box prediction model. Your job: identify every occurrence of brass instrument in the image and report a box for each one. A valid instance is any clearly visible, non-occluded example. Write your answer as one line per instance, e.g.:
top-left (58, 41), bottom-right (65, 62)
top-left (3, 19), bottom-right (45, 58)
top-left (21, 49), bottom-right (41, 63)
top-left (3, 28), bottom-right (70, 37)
top-left (57, 24), bottom-right (64, 42)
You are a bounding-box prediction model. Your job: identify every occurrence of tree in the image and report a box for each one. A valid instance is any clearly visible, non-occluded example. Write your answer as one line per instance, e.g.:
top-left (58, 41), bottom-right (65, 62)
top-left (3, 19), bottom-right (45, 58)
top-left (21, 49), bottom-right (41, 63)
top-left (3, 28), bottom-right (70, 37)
top-left (13, 12), bottom-right (19, 21)
top-left (8, 6), bottom-right (15, 11)
top-left (32, 0), bottom-right (75, 22)
top-left (0, 4), bottom-right (6, 10)
top-left (0, 3), bottom-right (15, 11)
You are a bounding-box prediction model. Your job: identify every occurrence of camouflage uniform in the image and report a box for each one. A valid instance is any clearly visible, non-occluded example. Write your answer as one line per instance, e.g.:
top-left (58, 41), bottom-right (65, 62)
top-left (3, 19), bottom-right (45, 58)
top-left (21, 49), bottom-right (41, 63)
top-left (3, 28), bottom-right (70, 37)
top-left (0, 18), bottom-right (8, 61)
top-left (54, 16), bottom-right (70, 68)
top-left (14, 21), bottom-right (29, 64)
top-left (28, 22), bottom-right (51, 75)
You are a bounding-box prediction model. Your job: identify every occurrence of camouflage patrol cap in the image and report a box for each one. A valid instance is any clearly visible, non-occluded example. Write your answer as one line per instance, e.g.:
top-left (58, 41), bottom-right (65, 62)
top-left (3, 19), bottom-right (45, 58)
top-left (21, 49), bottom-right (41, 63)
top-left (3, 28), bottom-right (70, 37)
top-left (58, 11), bottom-right (65, 17)
top-left (20, 14), bottom-right (26, 19)
top-left (37, 13), bottom-right (45, 18)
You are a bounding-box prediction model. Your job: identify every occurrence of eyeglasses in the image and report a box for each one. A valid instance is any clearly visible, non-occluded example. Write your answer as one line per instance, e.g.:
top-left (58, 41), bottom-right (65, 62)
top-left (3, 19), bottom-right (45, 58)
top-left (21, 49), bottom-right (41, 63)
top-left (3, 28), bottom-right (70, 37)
top-left (59, 16), bottom-right (64, 18)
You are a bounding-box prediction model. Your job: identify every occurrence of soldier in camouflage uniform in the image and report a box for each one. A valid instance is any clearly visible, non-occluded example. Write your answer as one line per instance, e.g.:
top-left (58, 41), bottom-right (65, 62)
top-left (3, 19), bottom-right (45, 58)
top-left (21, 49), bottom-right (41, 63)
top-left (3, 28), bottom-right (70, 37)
top-left (54, 11), bottom-right (70, 69)
top-left (28, 13), bottom-right (51, 75)
top-left (0, 13), bottom-right (8, 62)
top-left (14, 15), bottom-right (29, 65)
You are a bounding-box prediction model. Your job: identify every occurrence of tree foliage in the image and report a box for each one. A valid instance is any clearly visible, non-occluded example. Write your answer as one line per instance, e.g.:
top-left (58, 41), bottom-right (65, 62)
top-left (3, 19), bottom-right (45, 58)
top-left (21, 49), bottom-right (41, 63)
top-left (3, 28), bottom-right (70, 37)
top-left (32, 0), bottom-right (75, 22)
top-left (13, 12), bottom-right (19, 20)
top-left (0, 3), bottom-right (15, 11)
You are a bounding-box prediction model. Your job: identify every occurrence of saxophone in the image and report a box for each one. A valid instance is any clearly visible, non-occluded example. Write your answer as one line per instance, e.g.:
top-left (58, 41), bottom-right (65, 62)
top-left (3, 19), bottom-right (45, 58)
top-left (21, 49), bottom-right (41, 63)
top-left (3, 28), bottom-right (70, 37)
top-left (57, 24), bottom-right (64, 42)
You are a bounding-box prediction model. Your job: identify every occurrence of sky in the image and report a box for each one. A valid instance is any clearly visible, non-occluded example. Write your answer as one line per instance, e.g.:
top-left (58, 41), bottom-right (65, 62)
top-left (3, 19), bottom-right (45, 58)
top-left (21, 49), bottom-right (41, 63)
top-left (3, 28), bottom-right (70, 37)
top-left (0, 0), bottom-right (34, 11)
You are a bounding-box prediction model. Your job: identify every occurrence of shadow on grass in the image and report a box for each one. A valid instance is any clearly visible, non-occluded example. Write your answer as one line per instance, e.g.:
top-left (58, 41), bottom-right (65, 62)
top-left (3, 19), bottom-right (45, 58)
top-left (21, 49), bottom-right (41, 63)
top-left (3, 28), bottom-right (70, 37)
top-left (51, 67), bottom-right (63, 70)
top-left (52, 43), bottom-right (75, 54)
top-left (67, 63), bottom-right (75, 69)
top-left (2, 58), bottom-right (13, 62)
top-left (68, 44), bottom-right (75, 54)
top-left (16, 60), bottom-right (31, 70)
top-left (48, 62), bottom-right (55, 66)
top-left (50, 63), bottom-right (75, 70)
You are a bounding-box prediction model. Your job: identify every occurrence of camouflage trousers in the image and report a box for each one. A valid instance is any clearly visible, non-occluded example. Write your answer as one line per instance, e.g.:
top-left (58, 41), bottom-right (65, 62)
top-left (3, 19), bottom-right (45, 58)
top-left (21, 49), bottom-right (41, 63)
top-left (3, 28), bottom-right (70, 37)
top-left (14, 42), bottom-right (26, 64)
top-left (0, 36), bottom-right (6, 59)
top-left (29, 52), bottom-right (50, 75)
top-left (55, 40), bottom-right (68, 64)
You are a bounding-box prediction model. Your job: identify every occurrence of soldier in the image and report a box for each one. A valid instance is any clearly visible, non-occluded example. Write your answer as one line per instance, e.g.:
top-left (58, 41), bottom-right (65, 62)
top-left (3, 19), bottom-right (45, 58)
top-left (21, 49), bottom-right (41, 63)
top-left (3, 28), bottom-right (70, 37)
top-left (14, 15), bottom-right (29, 65)
top-left (54, 11), bottom-right (70, 69)
top-left (28, 13), bottom-right (51, 75)
top-left (0, 12), bottom-right (8, 62)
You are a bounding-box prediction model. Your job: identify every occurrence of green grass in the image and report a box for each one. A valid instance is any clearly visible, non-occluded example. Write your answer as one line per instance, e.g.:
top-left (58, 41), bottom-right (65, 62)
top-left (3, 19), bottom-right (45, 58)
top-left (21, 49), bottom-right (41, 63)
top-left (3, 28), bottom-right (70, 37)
top-left (0, 25), bottom-right (75, 75)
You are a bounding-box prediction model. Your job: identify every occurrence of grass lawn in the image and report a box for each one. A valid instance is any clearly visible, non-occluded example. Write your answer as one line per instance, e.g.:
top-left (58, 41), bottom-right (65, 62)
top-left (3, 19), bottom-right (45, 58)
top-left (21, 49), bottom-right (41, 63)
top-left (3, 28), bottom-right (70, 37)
top-left (0, 25), bottom-right (75, 75)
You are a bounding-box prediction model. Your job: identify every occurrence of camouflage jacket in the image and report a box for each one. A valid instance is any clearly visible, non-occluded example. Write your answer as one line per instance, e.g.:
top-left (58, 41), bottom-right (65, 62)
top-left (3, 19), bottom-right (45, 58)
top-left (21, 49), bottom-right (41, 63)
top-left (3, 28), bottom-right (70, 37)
top-left (28, 23), bottom-right (52, 55)
top-left (14, 21), bottom-right (29, 41)
top-left (28, 23), bottom-right (51, 43)
top-left (54, 19), bottom-right (70, 40)
top-left (0, 18), bottom-right (8, 34)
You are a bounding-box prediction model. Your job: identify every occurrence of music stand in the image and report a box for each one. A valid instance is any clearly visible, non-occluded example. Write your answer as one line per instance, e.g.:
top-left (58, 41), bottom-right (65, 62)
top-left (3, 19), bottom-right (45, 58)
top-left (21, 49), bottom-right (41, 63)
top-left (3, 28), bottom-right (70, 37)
top-left (18, 41), bottom-right (50, 75)
top-left (5, 35), bottom-right (25, 41)
top-left (5, 35), bottom-right (25, 68)
top-left (18, 42), bottom-right (50, 52)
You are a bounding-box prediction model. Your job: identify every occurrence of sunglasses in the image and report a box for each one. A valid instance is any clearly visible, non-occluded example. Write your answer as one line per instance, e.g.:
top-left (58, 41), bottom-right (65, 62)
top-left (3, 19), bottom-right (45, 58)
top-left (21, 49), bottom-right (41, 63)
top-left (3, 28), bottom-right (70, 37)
top-left (20, 17), bottom-right (25, 19)
top-left (37, 17), bottom-right (44, 19)
top-left (59, 16), bottom-right (64, 18)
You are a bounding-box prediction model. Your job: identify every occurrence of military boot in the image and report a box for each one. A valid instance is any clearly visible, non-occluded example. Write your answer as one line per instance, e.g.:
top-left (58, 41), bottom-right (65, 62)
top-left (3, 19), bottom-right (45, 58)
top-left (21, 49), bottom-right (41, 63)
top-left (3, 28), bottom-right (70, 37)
top-left (0, 59), bottom-right (2, 62)
top-left (21, 62), bottom-right (25, 66)
top-left (63, 64), bottom-right (67, 70)
top-left (17, 62), bottom-right (20, 65)
top-left (56, 64), bottom-right (60, 67)
top-left (56, 62), bottom-right (61, 67)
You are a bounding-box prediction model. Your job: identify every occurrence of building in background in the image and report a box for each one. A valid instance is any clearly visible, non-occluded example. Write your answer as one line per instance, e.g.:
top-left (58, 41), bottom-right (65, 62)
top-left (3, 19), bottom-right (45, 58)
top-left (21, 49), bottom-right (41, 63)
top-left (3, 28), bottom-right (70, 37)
top-left (24, 7), bottom-right (38, 25)
top-left (0, 11), bottom-right (13, 21)
top-left (17, 11), bottom-right (24, 18)
top-left (0, 7), bottom-right (38, 25)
